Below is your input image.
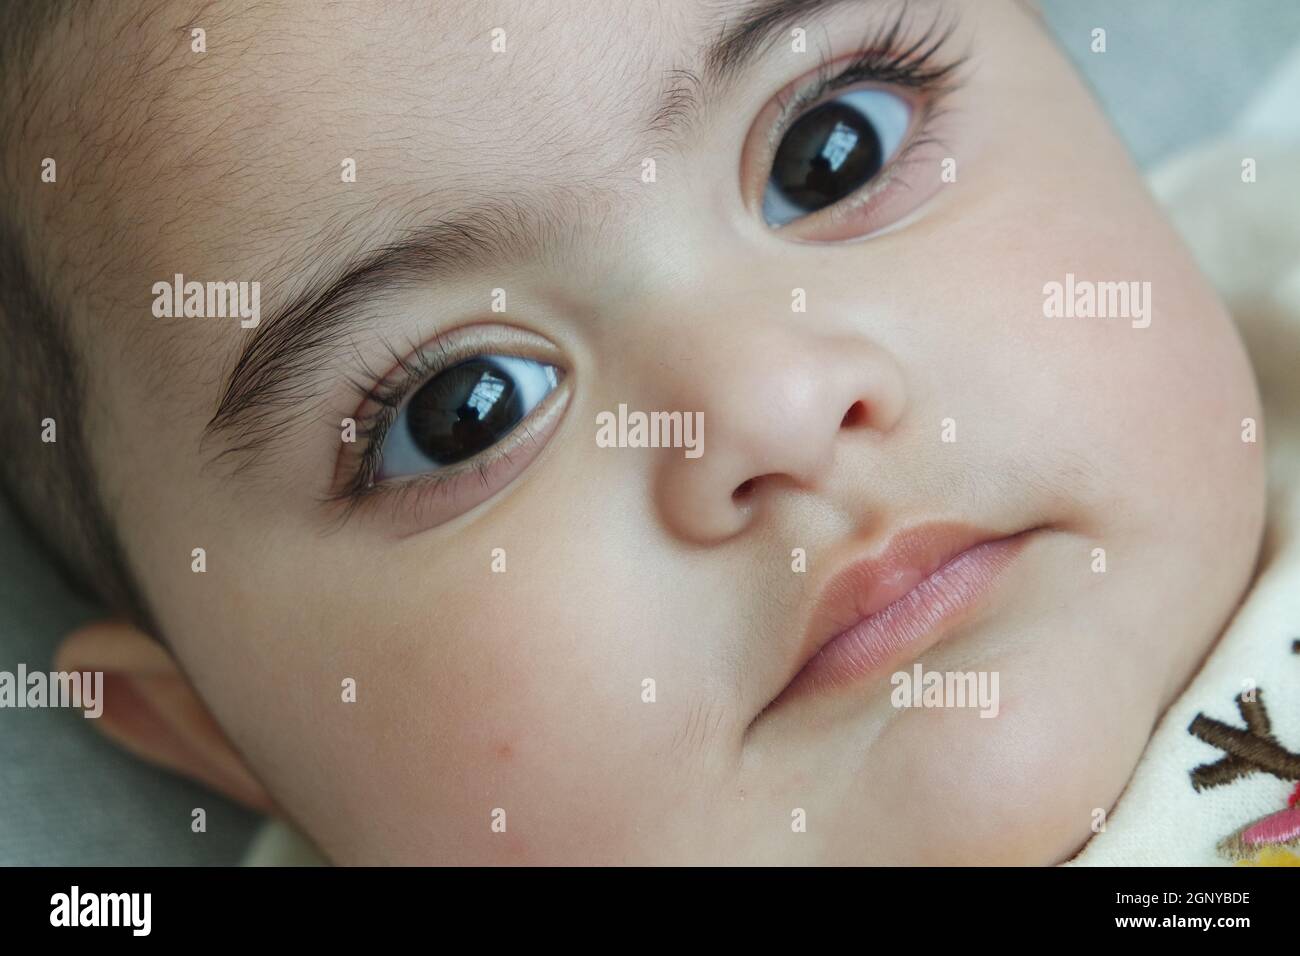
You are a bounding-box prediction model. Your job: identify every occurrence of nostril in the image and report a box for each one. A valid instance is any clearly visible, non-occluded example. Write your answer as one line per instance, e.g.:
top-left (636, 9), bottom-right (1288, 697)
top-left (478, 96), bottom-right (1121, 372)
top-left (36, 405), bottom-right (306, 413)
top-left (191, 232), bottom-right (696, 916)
top-left (732, 478), bottom-right (757, 502)
top-left (841, 401), bottom-right (868, 428)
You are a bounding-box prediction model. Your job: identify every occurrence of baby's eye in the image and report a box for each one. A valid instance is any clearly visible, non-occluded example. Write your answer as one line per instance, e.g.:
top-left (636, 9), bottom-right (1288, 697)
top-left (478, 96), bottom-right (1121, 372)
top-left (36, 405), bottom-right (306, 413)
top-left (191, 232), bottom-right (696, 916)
top-left (762, 88), bottom-right (911, 228)
top-left (379, 355), bottom-right (560, 480)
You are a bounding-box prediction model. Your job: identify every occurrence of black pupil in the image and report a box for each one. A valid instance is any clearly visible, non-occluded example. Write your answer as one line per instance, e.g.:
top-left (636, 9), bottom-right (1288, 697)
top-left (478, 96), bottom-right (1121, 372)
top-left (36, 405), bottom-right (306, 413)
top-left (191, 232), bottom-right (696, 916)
top-left (770, 100), bottom-right (884, 213)
top-left (405, 358), bottom-right (525, 465)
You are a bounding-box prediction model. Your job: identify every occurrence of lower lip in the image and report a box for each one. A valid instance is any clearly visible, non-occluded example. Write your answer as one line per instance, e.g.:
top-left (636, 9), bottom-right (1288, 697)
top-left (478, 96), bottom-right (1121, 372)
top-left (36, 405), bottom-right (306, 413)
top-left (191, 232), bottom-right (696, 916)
top-left (781, 532), bottom-right (1032, 701)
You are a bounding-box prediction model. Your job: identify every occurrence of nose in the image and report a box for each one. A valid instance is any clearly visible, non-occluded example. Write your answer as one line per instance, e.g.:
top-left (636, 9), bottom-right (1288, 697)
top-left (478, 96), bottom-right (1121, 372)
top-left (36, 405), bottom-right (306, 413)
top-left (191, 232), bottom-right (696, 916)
top-left (652, 323), bottom-right (907, 544)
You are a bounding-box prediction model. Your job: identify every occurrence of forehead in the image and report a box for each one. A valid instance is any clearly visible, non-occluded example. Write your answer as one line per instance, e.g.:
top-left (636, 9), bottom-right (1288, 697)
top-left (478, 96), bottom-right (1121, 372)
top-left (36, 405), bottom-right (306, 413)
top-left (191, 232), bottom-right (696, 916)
top-left (102, 0), bottom-right (690, 221)
top-left (209, 0), bottom-right (681, 168)
top-left (53, 0), bottom-right (709, 364)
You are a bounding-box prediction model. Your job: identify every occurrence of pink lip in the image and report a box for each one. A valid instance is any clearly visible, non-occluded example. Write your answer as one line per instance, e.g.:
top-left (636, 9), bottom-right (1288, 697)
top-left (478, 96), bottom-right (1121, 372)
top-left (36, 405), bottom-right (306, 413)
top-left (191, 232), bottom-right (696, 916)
top-left (776, 523), bottom-right (1035, 704)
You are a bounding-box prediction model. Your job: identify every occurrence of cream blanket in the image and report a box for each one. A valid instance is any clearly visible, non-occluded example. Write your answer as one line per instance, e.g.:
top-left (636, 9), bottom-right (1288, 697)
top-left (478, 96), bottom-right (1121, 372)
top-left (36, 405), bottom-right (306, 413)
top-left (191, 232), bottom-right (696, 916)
top-left (1067, 48), bottom-right (1300, 867)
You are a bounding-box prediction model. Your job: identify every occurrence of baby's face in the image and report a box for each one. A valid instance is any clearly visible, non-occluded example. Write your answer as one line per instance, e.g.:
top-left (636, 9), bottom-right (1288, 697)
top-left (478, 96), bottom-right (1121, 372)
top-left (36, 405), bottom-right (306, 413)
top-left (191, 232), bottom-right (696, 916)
top-left (61, 0), bottom-right (1263, 863)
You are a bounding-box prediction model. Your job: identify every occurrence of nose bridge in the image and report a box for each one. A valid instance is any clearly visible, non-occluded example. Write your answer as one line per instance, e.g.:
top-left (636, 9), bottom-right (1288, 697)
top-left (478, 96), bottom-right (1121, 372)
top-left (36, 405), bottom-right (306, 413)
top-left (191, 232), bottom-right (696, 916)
top-left (620, 281), bottom-right (908, 545)
top-left (636, 273), bottom-right (838, 393)
top-left (629, 282), bottom-right (835, 441)
top-left (674, 321), bottom-right (832, 459)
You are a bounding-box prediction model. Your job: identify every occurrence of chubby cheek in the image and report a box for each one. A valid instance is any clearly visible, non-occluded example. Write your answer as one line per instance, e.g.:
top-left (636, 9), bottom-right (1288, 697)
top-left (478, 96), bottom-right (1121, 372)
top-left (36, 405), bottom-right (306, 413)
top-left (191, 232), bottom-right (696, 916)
top-left (934, 158), bottom-right (1265, 570)
top-left (1032, 233), bottom-right (1264, 657)
top-left (924, 21), bottom-right (1266, 567)
top-left (873, 649), bottom-right (1151, 865)
top-left (183, 491), bottom-right (720, 865)
top-left (1020, 246), bottom-right (1261, 683)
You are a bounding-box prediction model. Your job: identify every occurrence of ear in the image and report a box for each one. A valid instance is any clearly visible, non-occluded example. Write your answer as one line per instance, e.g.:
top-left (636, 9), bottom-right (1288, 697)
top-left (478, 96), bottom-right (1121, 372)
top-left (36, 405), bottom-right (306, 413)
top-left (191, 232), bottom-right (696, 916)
top-left (55, 619), bottom-right (275, 816)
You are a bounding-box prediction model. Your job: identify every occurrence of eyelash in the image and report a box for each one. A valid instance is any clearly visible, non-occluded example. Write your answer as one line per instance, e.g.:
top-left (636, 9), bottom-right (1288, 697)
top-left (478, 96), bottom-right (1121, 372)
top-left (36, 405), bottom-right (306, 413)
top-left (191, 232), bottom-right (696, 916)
top-left (774, 11), bottom-right (964, 131)
top-left (339, 343), bottom-right (443, 491)
top-left (326, 338), bottom-right (552, 521)
top-left (765, 11), bottom-right (966, 217)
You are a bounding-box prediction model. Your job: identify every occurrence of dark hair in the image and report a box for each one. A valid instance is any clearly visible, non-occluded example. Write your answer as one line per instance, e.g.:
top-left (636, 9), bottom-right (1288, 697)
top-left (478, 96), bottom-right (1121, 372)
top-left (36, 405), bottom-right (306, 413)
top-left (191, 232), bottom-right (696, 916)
top-left (0, 0), bottom-right (158, 635)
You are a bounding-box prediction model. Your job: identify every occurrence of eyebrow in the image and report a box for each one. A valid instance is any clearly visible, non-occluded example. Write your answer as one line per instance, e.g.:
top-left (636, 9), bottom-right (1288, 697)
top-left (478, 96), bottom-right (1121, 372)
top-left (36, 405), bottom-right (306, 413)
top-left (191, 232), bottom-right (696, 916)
top-left (205, 0), bottom-right (878, 467)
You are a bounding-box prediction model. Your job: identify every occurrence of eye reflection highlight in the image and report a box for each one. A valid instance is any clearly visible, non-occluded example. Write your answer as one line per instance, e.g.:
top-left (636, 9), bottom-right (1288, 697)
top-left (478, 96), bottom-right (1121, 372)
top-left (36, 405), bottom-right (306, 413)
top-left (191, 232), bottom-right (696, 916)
top-left (763, 87), bottom-right (911, 227)
top-left (380, 355), bottom-right (560, 479)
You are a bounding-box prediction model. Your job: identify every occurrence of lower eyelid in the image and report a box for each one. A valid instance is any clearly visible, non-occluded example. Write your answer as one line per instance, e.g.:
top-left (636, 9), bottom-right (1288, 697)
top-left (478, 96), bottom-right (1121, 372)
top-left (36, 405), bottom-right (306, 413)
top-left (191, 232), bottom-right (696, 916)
top-left (345, 372), bottom-right (572, 536)
top-left (331, 325), bottom-right (566, 493)
top-left (378, 357), bottom-right (560, 480)
top-left (774, 101), bottom-right (952, 243)
top-left (763, 89), bottom-right (918, 229)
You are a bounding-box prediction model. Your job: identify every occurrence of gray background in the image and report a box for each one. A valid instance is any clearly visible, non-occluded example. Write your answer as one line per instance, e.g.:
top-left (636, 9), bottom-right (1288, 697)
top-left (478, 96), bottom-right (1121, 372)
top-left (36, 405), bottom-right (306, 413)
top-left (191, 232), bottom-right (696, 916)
top-left (1040, 0), bottom-right (1300, 167)
top-left (3, 0), bottom-right (1299, 866)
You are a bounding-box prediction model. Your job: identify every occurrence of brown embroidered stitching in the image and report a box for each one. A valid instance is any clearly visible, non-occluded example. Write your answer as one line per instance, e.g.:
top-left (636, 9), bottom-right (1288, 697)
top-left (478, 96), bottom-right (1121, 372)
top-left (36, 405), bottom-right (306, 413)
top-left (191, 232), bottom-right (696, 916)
top-left (1188, 690), bottom-right (1300, 790)
top-left (1187, 642), bottom-right (1300, 861)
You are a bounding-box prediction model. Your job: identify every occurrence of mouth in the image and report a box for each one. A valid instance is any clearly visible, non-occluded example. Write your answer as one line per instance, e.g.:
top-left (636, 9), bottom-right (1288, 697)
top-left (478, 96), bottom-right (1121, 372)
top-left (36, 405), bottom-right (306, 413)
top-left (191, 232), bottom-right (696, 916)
top-left (772, 522), bottom-right (1039, 707)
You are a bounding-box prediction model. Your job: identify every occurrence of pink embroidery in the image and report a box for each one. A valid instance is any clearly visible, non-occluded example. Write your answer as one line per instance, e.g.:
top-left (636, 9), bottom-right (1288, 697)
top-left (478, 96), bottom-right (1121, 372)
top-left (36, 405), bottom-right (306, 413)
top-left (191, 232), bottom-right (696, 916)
top-left (1241, 806), bottom-right (1300, 846)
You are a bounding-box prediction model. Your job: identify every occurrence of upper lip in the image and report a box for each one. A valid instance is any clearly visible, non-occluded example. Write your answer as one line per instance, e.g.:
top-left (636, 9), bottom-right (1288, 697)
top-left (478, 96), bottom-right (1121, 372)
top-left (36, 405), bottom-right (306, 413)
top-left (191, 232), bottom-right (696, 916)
top-left (785, 521), bottom-right (1027, 693)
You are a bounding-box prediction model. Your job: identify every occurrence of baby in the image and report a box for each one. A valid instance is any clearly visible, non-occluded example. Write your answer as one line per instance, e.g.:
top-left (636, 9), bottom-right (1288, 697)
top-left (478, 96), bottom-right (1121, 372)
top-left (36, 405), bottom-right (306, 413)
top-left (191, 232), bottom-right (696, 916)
top-left (0, 0), bottom-right (1276, 865)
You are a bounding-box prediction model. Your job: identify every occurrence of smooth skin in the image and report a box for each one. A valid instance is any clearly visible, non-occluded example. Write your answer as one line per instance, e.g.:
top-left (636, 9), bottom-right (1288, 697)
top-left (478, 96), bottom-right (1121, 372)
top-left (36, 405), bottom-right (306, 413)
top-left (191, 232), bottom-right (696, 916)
top-left (37, 0), bottom-right (1263, 863)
